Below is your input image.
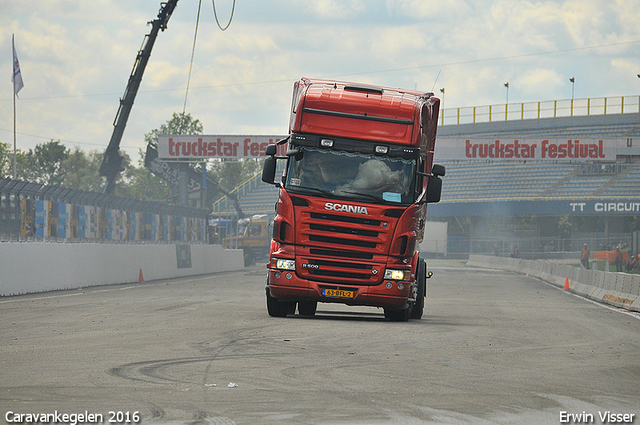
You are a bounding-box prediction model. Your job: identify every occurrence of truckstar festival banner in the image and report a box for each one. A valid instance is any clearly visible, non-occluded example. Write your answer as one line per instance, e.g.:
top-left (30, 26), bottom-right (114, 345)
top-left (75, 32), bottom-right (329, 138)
top-left (157, 135), bottom-right (287, 160)
top-left (434, 138), bottom-right (619, 161)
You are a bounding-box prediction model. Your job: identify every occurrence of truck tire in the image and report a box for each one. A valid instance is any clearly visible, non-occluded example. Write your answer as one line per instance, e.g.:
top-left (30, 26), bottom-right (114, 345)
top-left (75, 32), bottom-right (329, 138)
top-left (384, 306), bottom-right (411, 322)
top-left (266, 288), bottom-right (295, 317)
top-left (243, 247), bottom-right (255, 266)
top-left (298, 301), bottom-right (317, 316)
top-left (410, 259), bottom-right (427, 320)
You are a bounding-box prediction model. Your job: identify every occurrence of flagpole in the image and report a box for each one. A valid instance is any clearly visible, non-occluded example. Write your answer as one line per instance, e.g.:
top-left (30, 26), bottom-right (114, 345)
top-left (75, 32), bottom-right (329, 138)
top-left (12, 34), bottom-right (17, 179)
top-left (13, 66), bottom-right (17, 179)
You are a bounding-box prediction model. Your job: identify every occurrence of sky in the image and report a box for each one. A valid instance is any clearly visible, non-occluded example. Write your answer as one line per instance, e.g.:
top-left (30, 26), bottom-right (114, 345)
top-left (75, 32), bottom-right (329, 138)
top-left (1, 0), bottom-right (640, 162)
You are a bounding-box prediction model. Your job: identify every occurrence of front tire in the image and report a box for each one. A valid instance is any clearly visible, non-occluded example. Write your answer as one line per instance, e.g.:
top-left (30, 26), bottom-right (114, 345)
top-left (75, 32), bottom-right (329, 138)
top-left (410, 259), bottom-right (427, 320)
top-left (384, 306), bottom-right (411, 322)
top-left (266, 288), bottom-right (295, 317)
top-left (298, 301), bottom-right (317, 316)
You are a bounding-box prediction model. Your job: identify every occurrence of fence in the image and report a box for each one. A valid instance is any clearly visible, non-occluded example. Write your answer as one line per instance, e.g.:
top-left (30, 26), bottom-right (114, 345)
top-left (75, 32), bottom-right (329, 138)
top-left (0, 178), bottom-right (209, 243)
top-left (441, 95), bottom-right (640, 125)
top-left (447, 233), bottom-right (634, 259)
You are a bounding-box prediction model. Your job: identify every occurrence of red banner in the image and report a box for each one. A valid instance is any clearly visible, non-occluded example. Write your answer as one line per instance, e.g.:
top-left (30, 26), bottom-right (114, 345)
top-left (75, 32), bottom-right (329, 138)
top-left (434, 138), bottom-right (619, 161)
top-left (157, 135), bottom-right (287, 160)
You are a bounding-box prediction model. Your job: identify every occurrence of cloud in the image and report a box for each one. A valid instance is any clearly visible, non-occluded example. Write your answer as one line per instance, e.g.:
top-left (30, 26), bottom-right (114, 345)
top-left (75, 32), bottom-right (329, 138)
top-left (1, 0), bottom-right (639, 160)
top-left (386, 0), bottom-right (472, 19)
top-left (303, 0), bottom-right (366, 20)
top-left (517, 68), bottom-right (564, 96)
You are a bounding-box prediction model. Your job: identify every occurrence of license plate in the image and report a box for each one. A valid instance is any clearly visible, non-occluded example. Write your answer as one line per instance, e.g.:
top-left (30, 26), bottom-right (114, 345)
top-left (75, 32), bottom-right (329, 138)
top-left (322, 289), bottom-right (354, 299)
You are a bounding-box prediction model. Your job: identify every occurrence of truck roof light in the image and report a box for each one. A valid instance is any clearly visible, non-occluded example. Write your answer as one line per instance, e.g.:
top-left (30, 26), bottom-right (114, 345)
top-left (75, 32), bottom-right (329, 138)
top-left (375, 145), bottom-right (389, 154)
top-left (320, 139), bottom-right (334, 147)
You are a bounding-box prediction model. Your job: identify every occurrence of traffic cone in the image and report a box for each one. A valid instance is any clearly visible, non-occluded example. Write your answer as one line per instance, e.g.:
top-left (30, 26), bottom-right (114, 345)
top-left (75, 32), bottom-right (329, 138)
top-left (563, 276), bottom-right (569, 290)
top-left (139, 268), bottom-right (144, 282)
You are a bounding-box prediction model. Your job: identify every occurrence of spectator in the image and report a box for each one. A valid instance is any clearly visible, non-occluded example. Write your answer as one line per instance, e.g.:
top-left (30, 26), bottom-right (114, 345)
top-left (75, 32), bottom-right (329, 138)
top-left (613, 247), bottom-right (624, 272)
top-left (627, 253), bottom-right (639, 272)
top-left (580, 244), bottom-right (590, 269)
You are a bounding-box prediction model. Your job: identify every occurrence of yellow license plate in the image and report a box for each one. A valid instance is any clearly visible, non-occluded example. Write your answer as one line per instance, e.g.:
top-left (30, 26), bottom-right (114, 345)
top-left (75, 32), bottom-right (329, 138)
top-left (322, 289), bottom-right (354, 299)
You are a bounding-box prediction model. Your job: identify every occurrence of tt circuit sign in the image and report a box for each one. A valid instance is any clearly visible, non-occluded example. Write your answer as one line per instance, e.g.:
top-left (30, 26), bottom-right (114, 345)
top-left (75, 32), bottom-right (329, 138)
top-left (429, 198), bottom-right (640, 218)
top-left (157, 135), bottom-right (287, 160)
top-left (570, 201), bottom-right (640, 213)
top-left (435, 138), bottom-right (620, 161)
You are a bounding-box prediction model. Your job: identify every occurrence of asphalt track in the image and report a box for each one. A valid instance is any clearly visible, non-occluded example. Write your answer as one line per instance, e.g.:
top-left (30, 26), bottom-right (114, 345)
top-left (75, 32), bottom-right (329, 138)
top-left (1, 261), bottom-right (639, 425)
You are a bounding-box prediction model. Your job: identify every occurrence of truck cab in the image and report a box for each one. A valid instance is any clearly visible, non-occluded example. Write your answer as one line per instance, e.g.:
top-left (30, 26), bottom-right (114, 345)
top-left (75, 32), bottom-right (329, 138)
top-left (262, 78), bottom-right (444, 321)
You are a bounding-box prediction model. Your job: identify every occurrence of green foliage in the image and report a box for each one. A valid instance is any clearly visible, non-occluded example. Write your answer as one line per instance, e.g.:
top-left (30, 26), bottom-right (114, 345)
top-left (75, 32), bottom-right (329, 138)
top-left (62, 148), bottom-right (103, 192)
top-left (206, 159), bottom-right (262, 194)
top-left (1, 112), bottom-right (263, 208)
top-left (0, 142), bottom-right (12, 177)
top-left (32, 141), bottom-right (69, 185)
top-left (116, 151), bottom-right (170, 201)
top-left (145, 112), bottom-right (203, 146)
top-left (1, 140), bottom-right (69, 185)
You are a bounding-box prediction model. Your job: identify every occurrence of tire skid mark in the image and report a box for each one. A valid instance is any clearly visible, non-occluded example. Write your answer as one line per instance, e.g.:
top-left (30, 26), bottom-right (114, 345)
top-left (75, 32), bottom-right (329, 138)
top-left (109, 352), bottom-right (287, 385)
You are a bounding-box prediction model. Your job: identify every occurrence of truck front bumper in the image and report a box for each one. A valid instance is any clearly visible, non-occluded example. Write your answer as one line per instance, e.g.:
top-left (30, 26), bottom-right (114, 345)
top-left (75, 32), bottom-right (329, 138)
top-left (266, 269), bottom-right (411, 310)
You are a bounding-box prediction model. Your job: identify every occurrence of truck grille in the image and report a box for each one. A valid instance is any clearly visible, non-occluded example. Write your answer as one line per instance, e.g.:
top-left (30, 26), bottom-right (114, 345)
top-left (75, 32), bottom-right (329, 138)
top-left (297, 210), bottom-right (392, 285)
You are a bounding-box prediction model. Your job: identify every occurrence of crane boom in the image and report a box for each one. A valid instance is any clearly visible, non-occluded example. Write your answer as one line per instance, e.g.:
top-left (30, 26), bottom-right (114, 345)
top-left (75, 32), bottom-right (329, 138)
top-left (100, 0), bottom-right (179, 194)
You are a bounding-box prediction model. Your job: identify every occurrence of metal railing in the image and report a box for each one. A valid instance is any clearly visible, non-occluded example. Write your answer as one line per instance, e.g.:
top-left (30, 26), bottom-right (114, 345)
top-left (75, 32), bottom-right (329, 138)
top-left (446, 233), bottom-right (634, 260)
top-left (441, 95), bottom-right (640, 126)
top-left (211, 173), bottom-right (262, 214)
top-left (0, 178), bottom-right (209, 243)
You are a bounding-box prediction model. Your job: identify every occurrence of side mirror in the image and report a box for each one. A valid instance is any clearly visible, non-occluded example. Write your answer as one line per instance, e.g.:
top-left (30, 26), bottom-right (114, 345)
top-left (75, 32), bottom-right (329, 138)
top-left (423, 164), bottom-right (445, 203)
top-left (265, 144), bottom-right (278, 156)
top-left (432, 164), bottom-right (446, 177)
top-left (262, 156), bottom-right (277, 185)
top-left (425, 175), bottom-right (442, 203)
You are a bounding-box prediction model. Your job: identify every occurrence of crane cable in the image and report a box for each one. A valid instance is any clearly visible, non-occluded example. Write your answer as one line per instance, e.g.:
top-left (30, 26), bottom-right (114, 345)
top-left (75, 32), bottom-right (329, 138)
top-left (183, 0), bottom-right (236, 113)
top-left (183, 0), bottom-right (202, 113)
top-left (213, 0), bottom-right (236, 31)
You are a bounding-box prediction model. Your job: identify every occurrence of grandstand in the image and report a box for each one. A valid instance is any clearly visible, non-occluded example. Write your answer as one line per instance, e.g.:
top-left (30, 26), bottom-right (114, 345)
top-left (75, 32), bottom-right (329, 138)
top-left (211, 101), bottom-right (640, 257)
top-left (212, 111), bottom-right (640, 213)
top-left (434, 110), bottom-right (640, 202)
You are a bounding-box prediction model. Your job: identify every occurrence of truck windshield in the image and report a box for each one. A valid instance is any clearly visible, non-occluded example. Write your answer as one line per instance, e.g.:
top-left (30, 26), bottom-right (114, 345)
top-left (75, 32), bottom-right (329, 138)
top-left (285, 147), bottom-right (416, 204)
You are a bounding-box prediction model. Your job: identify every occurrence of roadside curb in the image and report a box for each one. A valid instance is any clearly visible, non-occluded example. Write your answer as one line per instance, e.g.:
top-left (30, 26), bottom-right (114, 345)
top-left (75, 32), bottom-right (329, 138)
top-left (467, 255), bottom-right (640, 312)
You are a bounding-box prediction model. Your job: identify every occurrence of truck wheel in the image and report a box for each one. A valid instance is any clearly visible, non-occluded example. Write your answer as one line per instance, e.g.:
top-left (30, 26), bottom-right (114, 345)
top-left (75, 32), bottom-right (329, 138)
top-left (384, 307), bottom-right (410, 322)
top-left (298, 301), bottom-right (317, 316)
top-left (410, 259), bottom-right (427, 320)
top-left (243, 247), bottom-right (255, 266)
top-left (266, 288), bottom-right (294, 317)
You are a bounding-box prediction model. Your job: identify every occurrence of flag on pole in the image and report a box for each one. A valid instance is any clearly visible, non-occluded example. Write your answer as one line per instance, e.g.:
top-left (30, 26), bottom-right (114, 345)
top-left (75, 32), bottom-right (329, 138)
top-left (12, 35), bottom-right (24, 96)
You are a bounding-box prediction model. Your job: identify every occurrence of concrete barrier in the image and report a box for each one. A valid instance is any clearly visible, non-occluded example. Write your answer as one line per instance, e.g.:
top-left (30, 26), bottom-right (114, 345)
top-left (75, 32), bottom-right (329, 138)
top-left (468, 255), bottom-right (640, 313)
top-left (0, 242), bottom-right (244, 296)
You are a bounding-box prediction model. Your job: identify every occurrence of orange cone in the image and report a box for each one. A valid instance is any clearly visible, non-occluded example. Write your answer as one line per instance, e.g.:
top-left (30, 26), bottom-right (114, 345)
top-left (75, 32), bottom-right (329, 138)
top-left (563, 276), bottom-right (569, 290)
top-left (139, 268), bottom-right (144, 282)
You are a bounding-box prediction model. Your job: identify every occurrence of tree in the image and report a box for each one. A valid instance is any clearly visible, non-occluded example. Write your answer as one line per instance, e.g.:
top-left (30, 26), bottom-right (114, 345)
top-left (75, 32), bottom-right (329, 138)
top-left (116, 150), bottom-right (171, 201)
top-left (61, 148), bottom-right (103, 192)
top-left (139, 112), bottom-right (205, 203)
top-left (0, 142), bottom-right (12, 177)
top-left (144, 112), bottom-right (204, 147)
top-left (18, 140), bottom-right (70, 185)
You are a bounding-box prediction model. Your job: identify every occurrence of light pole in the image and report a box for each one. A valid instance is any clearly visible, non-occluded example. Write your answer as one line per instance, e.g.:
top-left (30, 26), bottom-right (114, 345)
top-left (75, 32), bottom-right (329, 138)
top-left (569, 77), bottom-right (575, 116)
top-left (569, 77), bottom-right (575, 99)
top-left (504, 82), bottom-right (509, 120)
top-left (439, 87), bottom-right (445, 125)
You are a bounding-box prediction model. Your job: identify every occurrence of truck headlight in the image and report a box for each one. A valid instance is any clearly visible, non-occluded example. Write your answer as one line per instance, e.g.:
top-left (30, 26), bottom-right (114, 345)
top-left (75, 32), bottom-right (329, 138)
top-left (272, 258), bottom-right (296, 271)
top-left (384, 269), bottom-right (407, 281)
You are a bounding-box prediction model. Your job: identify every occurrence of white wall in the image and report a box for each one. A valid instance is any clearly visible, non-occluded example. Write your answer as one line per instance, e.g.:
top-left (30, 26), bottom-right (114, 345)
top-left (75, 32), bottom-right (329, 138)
top-left (0, 243), bottom-right (244, 296)
top-left (467, 254), bottom-right (640, 313)
top-left (420, 221), bottom-right (447, 255)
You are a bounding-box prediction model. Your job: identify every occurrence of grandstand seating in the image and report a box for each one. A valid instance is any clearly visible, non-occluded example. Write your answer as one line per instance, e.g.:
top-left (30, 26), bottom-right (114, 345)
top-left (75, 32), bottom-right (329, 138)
top-left (211, 112), bottom-right (640, 217)
top-left (211, 160), bottom-right (640, 216)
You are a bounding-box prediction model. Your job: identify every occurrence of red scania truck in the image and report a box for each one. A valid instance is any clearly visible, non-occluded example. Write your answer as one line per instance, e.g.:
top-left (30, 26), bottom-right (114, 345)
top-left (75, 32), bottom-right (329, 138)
top-left (261, 78), bottom-right (445, 321)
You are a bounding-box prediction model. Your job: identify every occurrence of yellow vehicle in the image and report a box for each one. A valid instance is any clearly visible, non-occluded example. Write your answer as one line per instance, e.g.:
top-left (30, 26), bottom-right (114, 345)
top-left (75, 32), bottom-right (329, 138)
top-left (222, 214), bottom-right (272, 266)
